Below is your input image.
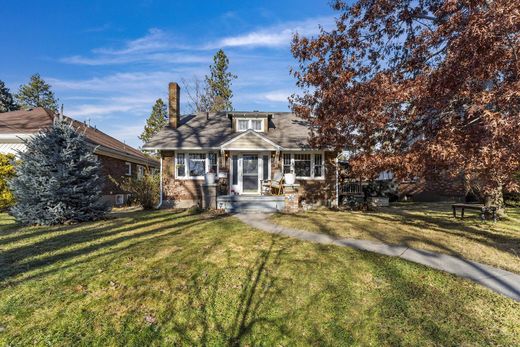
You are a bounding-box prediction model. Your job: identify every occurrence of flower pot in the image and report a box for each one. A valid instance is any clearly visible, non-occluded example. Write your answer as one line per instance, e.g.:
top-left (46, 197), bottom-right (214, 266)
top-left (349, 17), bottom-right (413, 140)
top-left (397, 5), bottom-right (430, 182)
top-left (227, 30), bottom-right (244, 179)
top-left (284, 173), bottom-right (296, 185)
top-left (205, 172), bottom-right (216, 185)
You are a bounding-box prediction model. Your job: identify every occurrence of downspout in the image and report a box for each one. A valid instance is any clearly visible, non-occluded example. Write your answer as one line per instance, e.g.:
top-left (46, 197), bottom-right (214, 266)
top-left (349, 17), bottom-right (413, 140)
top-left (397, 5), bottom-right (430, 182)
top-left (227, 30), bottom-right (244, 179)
top-left (156, 154), bottom-right (163, 209)
top-left (335, 154), bottom-right (340, 207)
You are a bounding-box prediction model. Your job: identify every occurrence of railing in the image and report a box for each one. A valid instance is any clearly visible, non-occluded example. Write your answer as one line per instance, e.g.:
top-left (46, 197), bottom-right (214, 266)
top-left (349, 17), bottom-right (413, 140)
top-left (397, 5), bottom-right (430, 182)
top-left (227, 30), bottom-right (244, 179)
top-left (340, 181), bottom-right (363, 195)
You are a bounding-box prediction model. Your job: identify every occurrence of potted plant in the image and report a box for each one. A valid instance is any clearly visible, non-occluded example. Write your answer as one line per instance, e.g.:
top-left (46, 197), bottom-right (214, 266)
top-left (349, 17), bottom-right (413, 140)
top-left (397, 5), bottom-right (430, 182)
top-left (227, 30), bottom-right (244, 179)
top-left (284, 172), bottom-right (296, 185)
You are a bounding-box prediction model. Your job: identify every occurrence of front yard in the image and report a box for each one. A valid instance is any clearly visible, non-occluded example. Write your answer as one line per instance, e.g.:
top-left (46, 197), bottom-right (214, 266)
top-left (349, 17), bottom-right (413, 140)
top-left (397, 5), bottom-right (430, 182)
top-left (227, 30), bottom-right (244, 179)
top-left (271, 202), bottom-right (520, 274)
top-left (1, 208), bottom-right (519, 345)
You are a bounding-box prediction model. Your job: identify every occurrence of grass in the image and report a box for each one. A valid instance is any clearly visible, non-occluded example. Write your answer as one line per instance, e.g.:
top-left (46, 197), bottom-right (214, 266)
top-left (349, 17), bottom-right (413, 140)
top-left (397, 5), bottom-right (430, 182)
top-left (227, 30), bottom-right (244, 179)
top-left (0, 209), bottom-right (519, 346)
top-left (271, 202), bottom-right (520, 274)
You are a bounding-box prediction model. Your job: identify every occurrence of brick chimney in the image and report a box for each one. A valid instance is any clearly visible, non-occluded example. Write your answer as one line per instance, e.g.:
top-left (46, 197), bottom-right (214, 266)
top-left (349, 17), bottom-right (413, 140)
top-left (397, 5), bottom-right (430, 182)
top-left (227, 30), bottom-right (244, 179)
top-left (168, 82), bottom-right (180, 128)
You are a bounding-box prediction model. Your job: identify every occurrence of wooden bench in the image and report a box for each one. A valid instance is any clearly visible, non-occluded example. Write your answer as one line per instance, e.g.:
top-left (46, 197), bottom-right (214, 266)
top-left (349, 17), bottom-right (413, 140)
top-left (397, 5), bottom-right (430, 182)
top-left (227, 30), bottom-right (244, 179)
top-left (452, 203), bottom-right (497, 222)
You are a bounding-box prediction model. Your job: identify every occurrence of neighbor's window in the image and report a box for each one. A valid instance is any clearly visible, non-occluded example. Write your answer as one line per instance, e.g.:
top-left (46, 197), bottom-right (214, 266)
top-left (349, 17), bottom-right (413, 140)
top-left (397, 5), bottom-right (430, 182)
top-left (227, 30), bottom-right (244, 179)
top-left (314, 154), bottom-right (323, 177)
top-left (137, 165), bottom-right (145, 179)
top-left (283, 154), bottom-right (292, 174)
top-left (238, 119), bottom-right (249, 131)
top-left (125, 162), bottom-right (132, 176)
top-left (188, 153), bottom-right (206, 177)
top-left (176, 153), bottom-right (185, 177)
top-left (251, 119), bottom-right (262, 131)
top-left (208, 153), bottom-right (218, 173)
top-left (294, 154), bottom-right (311, 177)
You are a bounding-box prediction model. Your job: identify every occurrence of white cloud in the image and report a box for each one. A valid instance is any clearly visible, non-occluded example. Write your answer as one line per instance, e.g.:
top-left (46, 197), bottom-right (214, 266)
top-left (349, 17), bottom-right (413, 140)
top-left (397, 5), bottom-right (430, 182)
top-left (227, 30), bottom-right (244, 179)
top-left (93, 28), bottom-right (168, 55)
top-left (263, 90), bottom-right (291, 102)
top-left (213, 16), bottom-right (335, 48)
top-left (60, 28), bottom-right (207, 66)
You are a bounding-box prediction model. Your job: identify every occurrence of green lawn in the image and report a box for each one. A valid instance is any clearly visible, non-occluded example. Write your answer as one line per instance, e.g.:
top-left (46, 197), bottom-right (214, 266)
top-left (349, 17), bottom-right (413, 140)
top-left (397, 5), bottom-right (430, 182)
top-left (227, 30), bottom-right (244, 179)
top-left (271, 202), bottom-right (520, 274)
top-left (0, 209), bottom-right (519, 346)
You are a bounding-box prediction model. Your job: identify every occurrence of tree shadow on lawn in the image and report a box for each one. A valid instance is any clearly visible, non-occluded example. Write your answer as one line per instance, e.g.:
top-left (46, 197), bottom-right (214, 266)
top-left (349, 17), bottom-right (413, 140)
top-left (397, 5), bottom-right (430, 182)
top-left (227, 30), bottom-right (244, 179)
top-left (165, 236), bottom-right (516, 346)
top-left (0, 210), bottom-right (223, 285)
top-left (290, 205), bottom-right (520, 261)
top-left (0, 210), bottom-right (177, 247)
top-left (371, 207), bottom-right (520, 258)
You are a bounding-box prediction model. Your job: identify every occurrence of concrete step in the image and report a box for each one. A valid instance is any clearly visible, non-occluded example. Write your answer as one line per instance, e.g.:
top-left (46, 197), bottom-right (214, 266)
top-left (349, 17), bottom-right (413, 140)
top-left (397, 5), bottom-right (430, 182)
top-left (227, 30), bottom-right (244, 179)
top-left (217, 195), bottom-right (285, 213)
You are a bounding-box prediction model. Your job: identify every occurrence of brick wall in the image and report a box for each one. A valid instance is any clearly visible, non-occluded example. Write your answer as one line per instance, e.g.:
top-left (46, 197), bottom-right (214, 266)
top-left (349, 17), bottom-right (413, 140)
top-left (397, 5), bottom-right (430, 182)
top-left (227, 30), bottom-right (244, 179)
top-left (161, 151), bottom-right (204, 208)
top-left (161, 150), bottom-right (339, 210)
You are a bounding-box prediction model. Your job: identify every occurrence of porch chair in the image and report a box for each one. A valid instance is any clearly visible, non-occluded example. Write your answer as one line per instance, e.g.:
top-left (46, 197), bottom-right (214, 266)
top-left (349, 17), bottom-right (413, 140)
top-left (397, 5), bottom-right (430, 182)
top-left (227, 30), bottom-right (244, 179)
top-left (270, 171), bottom-right (285, 196)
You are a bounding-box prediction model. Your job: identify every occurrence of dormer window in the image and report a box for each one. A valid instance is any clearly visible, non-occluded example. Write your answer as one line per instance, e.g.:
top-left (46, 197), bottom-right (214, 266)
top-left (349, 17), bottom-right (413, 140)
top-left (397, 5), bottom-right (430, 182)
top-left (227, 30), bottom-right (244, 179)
top-left (237, 119), bottom-right (263, 132)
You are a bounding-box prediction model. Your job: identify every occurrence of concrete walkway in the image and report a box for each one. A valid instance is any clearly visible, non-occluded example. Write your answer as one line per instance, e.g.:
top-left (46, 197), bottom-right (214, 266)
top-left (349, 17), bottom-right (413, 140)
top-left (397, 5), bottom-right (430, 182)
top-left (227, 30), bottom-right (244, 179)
top-left (236, 213), bottom-right (520, 302)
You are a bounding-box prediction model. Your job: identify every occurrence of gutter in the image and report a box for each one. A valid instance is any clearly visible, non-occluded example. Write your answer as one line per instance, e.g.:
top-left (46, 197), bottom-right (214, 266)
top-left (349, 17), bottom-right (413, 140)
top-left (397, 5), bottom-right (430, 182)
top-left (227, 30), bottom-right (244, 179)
top-left (156, 156), bottom-right (163, 209)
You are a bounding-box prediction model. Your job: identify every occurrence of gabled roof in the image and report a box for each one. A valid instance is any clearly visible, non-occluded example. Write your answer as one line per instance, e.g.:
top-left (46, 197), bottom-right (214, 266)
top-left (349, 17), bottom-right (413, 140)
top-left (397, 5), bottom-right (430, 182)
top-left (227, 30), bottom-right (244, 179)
top-left (143, 111), bottom-right (313, 150)
top-left (0, 107), bottom-right (158, 167)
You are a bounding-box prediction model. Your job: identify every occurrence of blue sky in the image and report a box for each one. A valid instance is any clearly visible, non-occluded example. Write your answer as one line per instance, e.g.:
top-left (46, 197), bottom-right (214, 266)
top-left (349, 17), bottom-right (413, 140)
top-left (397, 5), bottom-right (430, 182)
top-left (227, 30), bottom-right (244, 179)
top-left (0, 0), bottom-right (336, 147)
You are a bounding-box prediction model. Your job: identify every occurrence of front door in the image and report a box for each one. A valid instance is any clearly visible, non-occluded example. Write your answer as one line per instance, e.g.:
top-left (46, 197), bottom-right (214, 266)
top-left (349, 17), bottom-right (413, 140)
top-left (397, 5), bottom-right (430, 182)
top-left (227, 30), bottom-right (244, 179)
top-left (242, 154), bottom-right (259, 193)
top-left (229, 152), bottom-right (270, 195)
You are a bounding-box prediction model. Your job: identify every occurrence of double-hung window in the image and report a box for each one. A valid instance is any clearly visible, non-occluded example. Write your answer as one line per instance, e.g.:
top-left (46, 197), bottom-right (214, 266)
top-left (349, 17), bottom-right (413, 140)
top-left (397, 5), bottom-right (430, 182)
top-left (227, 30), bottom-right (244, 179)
top-left (125, 162), bottom-right (132, 176)
top-left (137, 165), bottom-right (145, 179)
top-left (176, 152), bottom-right (219, 178)
top-left (294, 154), bottom-right (311, 177)
top-left (283, 154), bottom-right (292, 174)
top-left (236, 119), bottom-right (263, 132)
top-left (282, 152), bottom-right (324, 179)
top-left (208, 153), bottom-right (218, 173)
top-left (176, 153), bottom-right (186, 177)
top-left (314, 154), bottom-right (323, 177)
top-left (238, 120), bottom-right (249, 131)
top-left (188, 153), bottom-right (206, 177)
top-left (251, 119), bottom-right (262, 131)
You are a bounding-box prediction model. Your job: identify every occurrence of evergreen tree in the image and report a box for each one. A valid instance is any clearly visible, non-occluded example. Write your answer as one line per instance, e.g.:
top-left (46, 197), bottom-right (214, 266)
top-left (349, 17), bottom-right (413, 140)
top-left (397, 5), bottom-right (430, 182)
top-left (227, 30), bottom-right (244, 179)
top-left (0, 80), bottom-right (19, 112)
top-left (205, 49), bottom-right (237, 112)
top-left (139, 98), bottom-right (168, 144)
top-left (10, 121), bottom-right (108, 225)
top-left (16, 74), bottom-right (59, 112)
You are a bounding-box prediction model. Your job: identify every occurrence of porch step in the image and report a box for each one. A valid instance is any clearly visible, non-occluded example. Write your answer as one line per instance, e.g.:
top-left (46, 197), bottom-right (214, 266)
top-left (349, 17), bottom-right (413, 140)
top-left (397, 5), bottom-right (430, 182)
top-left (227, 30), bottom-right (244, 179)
top-left (217, 195), bottom-right (285, 213)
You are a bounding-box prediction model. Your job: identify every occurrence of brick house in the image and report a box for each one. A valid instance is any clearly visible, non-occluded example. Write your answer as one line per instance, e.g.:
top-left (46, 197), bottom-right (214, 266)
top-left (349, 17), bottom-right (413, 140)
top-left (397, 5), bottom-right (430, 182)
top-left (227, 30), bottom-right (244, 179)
top-left (143, 82), bottom-right (339, 212)
top-left (0, 107), bottom-right (159, 206)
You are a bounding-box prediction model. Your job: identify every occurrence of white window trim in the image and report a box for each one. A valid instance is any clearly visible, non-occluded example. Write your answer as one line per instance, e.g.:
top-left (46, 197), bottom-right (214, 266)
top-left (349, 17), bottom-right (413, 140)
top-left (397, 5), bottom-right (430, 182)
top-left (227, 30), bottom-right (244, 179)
top-left (174, 151), bottom-right (219, 180)
top-left (283, 151), bottom-right (325, 180)
top-left (236, 118), bottom-right (264, 132)
top-left (125, 162), bottom-right (132, 176)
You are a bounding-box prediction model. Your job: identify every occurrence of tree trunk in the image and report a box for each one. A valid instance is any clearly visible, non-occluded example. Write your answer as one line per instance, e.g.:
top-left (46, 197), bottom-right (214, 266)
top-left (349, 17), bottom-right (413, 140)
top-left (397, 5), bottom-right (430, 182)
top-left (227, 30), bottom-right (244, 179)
top-left (484, 184), bottom-right (505, 215)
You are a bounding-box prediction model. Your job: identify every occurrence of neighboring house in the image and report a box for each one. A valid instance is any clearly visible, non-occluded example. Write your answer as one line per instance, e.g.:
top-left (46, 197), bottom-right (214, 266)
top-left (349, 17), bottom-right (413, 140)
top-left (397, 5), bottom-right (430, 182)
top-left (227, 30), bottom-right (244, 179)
top-left (0, 107), bottom-right (159, 206)
top-left (143, 82), bottom-right (339, 212)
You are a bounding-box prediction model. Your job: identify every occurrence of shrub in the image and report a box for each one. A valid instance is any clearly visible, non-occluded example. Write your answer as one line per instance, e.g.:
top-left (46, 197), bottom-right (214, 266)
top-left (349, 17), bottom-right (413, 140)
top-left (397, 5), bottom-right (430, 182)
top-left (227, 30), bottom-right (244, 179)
top-left (0, 153), bottom-right (15, 209)
top-left (113, 168), bottom-right (160, 210)
top-left (9, 121), bottom-right (109, 225)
